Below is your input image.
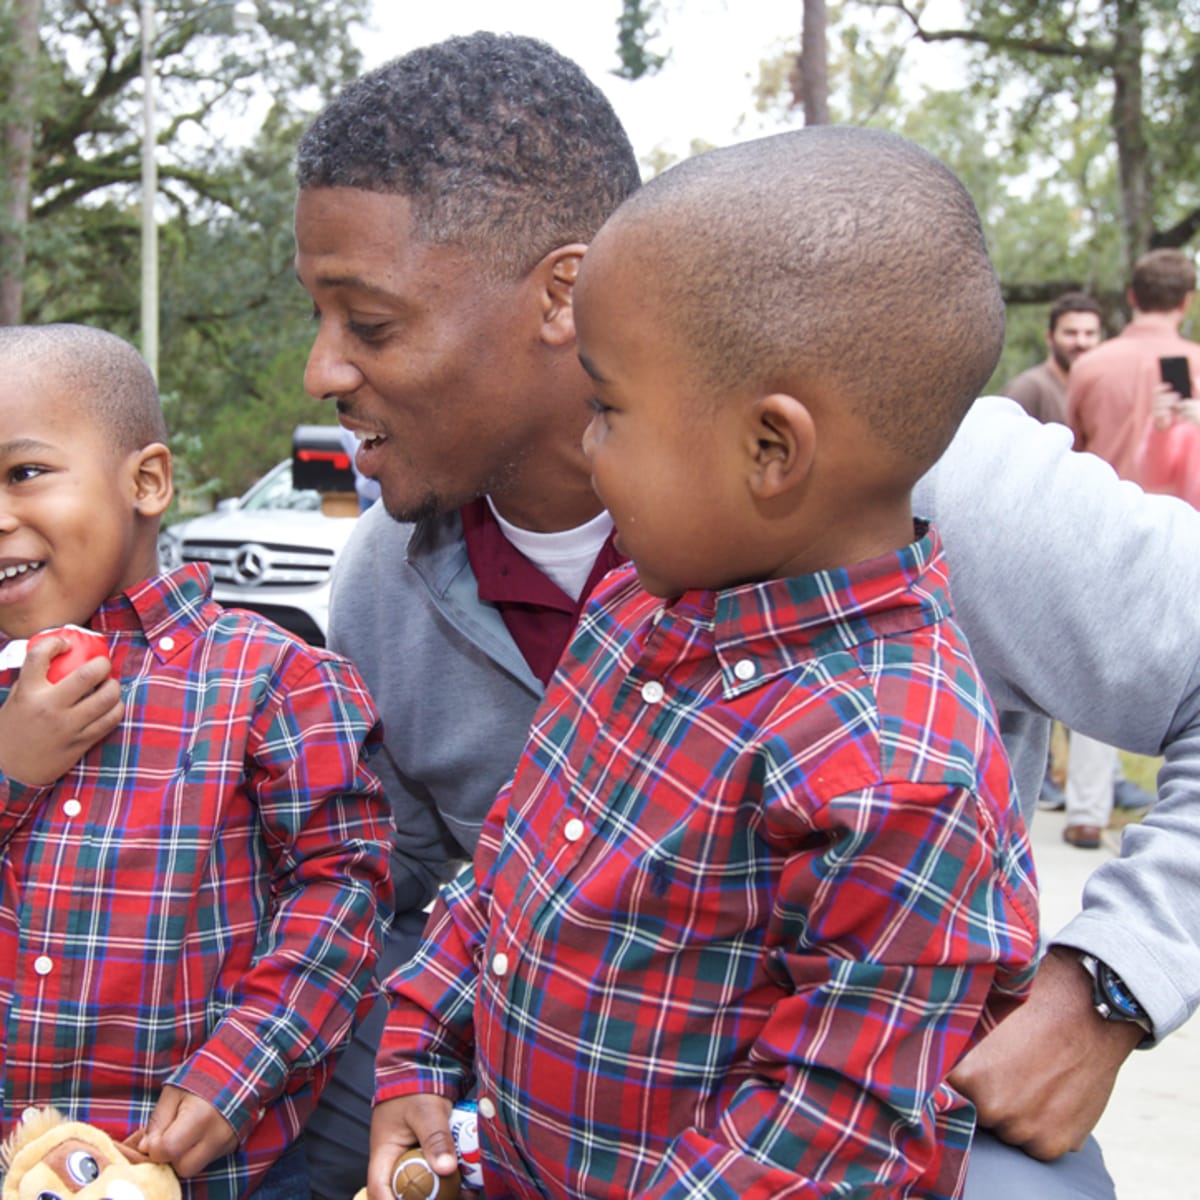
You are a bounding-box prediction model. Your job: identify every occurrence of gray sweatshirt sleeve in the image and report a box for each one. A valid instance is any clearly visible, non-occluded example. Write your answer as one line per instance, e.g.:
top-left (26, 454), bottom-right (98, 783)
top-left (914, 395), bottom-right (1200, 1038)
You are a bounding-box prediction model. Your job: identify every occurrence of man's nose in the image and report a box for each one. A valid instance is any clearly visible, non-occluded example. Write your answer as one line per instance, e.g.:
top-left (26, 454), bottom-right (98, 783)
top-left (304, 324), bottom-right (363, 401)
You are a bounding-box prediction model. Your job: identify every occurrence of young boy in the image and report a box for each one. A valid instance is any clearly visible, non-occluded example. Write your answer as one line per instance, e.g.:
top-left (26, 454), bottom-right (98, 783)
top-left (366, 128), bottom-right (1039, 1199)
top-left (0, 324), bottom-right (393, 1199)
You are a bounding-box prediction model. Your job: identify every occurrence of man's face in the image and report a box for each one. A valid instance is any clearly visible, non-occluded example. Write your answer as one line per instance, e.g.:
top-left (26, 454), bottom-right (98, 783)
top-left (294, 187), bottom-right (548, 522)
top-left (1048, 310), bottom-right (1102, 373)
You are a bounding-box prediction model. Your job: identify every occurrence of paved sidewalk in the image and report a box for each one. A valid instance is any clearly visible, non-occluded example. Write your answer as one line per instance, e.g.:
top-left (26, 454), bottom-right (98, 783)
top-left (1028, 807), bottom-right (1198, 1199)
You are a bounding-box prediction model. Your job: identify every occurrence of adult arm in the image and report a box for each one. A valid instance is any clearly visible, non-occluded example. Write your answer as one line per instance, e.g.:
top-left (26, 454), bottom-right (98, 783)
top-left (916, 397), bottom-right (1200, 1152)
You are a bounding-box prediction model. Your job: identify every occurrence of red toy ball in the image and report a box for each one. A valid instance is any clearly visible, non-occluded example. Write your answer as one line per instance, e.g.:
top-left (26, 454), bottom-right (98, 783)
top-left (28, 626), bottom-right (110, 684)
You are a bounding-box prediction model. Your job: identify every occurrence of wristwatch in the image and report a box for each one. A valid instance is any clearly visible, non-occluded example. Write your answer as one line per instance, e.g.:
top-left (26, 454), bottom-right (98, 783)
top-left (1078, 952), bottom-right (1153, 1035)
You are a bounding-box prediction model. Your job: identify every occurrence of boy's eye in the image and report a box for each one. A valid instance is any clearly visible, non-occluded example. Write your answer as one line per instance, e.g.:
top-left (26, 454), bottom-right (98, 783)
top-left (347, 318), bottom-right (391, 343)
top-left (587, 396), bottom-right (612, 416)
top-left (8, 464), bottom-right (46, 484)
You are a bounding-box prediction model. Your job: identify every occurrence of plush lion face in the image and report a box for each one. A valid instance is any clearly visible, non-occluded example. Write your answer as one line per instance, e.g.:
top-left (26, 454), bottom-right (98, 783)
top-left (0, 1108), bottom-right (181, 1200)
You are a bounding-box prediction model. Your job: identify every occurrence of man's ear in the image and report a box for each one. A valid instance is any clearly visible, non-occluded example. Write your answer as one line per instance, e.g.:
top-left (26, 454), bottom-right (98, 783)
top-left (130, 443), bottom-right (174, 518)
top-left (536, 243), bottom-right (587, 348)
top-left (745, 393), bottom-right (816, 500)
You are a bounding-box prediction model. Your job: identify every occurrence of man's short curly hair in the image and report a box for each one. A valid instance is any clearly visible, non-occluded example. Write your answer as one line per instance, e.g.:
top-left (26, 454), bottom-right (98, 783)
top-left (295, 32), bottom-right (642, 280)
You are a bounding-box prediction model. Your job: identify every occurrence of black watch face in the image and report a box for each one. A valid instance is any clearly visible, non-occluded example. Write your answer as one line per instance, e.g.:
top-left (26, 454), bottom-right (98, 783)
top-left (1098, 962), bottom-right (1145, 1021)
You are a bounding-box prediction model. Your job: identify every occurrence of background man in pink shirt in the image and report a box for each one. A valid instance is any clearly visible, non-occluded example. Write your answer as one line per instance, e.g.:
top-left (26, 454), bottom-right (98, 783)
top-left (1068, 248), bottom-right (1200, 479)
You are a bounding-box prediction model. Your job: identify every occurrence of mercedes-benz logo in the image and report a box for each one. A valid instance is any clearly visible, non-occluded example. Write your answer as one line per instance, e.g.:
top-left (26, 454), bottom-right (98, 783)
top-left (233, 544), bottom-right (269, 586)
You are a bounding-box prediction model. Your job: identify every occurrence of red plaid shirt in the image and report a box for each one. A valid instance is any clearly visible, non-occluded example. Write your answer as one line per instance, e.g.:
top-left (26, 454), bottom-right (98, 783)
top-left (377, 529), bottom-right (1039, 1199)
top-left (0, 565), bottom-right (393, 1199)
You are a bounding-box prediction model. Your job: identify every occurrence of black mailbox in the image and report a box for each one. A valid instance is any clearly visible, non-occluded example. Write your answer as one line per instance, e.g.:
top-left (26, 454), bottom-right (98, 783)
top-left (292, 425), bottom-right (355, 494)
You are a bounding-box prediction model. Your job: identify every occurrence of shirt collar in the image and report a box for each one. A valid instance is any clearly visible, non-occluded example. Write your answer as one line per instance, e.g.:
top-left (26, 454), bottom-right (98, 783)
top-left (652, 524), bottom-right (949, 698)
top-left (90, 562), bottom-right (215, 663)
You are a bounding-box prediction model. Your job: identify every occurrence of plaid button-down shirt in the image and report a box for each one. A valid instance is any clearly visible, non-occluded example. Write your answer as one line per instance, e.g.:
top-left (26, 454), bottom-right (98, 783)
top-left (0, 565), bottom-right (392, 1199)
top-left (378, 529), bottom-right (1039, 1199)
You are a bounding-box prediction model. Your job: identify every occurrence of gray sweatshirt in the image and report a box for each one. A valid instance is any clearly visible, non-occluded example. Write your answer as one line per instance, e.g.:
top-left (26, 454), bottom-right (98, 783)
top-left (329, 395), bottom-right (1200, 1040)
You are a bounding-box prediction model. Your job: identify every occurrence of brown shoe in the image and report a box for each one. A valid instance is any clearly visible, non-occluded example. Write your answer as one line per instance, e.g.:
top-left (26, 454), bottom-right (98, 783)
top-left (1063, 824), bottom-right (1102, 849)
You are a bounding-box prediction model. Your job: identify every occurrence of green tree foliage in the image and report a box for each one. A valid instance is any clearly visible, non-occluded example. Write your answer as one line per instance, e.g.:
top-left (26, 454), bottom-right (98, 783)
top-left (614, 0), bottom-right (666, 80)
top-left (747, 0), bottom-right (1198, 384)
top-left (0, 0), bottom-right (368, 502)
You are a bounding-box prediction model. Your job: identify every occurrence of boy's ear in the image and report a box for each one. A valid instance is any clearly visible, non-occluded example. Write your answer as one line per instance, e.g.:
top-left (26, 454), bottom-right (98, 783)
top-left (745, 393), bottom-right (816, 500)
top-left (536, 243), bottom-right (587, 348)
top-left (129, 442), bottom-right (174, 518)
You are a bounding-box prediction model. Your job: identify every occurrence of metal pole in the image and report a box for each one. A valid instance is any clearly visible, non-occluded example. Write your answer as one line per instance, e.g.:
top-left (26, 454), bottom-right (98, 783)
top-left (140, 0), bottom-right (158, 379)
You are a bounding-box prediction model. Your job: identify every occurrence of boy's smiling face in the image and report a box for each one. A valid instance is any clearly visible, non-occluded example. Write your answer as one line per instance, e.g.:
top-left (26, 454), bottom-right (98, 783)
top-left (0, 366), bottom-right (164, 639)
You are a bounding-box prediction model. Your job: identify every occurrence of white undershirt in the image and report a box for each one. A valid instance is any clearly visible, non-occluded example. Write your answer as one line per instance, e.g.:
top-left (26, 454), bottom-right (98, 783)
top-left (487, 497), bottom-right (614, 602)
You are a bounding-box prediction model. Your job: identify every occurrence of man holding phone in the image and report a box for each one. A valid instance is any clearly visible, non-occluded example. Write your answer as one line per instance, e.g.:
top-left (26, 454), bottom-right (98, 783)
top-left (1068, 247), bottom-right (1200, 480)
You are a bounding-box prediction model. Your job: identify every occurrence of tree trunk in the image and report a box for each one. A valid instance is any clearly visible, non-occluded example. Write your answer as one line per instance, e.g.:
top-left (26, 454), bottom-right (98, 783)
top-left (801, 0), bottom-right (830, 125)
top-left (1110, 0), bottom-right (1151, 270)
top-left (0, 0), bottom-right (42, 326)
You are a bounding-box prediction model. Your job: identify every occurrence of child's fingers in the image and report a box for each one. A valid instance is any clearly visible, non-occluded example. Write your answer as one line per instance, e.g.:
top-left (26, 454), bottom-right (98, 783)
top-left (20, 635), bottom-right (68, 680)
top-left (48, 655), bottom-right (115, 699)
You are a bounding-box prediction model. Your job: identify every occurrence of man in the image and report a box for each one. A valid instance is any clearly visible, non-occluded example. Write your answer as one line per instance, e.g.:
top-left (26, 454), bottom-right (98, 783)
top-left (1002, 292), bottom-right (1106, 818)
top-left (294, 33), bottom-right (1200, 1200)
top-left (1003, 290), bottom-right (1102, 426)
top-left (1060, 251), bottom-right (1200, 849)
top-left (1069, 248), bottom-right (1200, 480)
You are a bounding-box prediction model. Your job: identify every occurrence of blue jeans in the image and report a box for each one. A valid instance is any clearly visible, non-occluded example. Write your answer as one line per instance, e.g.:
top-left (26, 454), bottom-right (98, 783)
top-left (247, 1144), bottom-right (310, 1200)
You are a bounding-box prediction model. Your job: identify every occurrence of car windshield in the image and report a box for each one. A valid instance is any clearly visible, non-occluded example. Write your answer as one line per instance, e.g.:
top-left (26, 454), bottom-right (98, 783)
top-left (240, 462), bottom-right (323, 513)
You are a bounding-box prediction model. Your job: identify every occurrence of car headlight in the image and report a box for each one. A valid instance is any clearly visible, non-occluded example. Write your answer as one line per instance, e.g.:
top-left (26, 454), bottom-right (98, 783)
top-left (158, 527), bottom-right (184, 571)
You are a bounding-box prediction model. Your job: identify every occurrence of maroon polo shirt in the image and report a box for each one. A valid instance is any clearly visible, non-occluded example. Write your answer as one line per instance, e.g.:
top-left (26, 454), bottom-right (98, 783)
top-left (460, 498), bottom-right (625, 686)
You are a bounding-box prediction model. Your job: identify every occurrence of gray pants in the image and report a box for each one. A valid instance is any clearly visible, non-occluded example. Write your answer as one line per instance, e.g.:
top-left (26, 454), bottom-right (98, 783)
top-left (965, 1129), bottom-right (1116, 1200)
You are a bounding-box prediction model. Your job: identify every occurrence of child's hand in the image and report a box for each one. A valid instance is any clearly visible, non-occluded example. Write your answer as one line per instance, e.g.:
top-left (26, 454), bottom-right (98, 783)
top-left (367, 1094), bottom-right (456, 1200)
top-left (138, 1084), bottom-right (239, 1178)
top-left (0, 635), bottom-right (122, 786)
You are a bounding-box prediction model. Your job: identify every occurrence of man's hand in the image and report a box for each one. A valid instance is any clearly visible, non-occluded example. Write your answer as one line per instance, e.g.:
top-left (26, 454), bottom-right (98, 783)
top-left (368, 1094), bottom-right (456, 1200)
top-left (950, 945), bottom-right (1144, 1160)
top-left (0, 635), bottom-right (121, 786)
top-left (137, 1085), bottom-right (239, 1178)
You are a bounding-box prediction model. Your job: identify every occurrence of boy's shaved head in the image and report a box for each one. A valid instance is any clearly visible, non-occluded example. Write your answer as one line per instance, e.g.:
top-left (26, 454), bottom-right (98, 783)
top-left (596, 126), bottom-right (1005, 471)
top-left (0, 324), bottom-right (167, 453)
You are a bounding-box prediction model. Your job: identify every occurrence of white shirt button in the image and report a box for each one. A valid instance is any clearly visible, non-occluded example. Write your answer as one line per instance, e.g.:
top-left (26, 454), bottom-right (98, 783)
top-left (33, 955), bottom-right (53, 976)
top-left (492, 952), bottom-right (509, 976)
top-left (478, 1097), bottom-right (496, 1120)
top-left (63, 799), bottom-right (82, 818)
top-left (641, 680), bottom-right (665, 704)
top-left (564, 817), bottom-right (585, 842)
top-left (734, 658), bottom-right (757, 681)
top-left (158, 636), bottom-right (175, 652)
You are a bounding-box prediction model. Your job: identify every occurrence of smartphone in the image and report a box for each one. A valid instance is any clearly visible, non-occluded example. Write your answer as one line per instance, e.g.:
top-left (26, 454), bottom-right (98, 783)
top-left (1160, 355), bottom-right (1194, 399)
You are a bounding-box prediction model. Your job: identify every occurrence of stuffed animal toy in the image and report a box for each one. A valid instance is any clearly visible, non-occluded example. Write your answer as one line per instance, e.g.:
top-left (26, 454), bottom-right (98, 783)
top-left (0, 1106), bottom-right (181, 1200)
